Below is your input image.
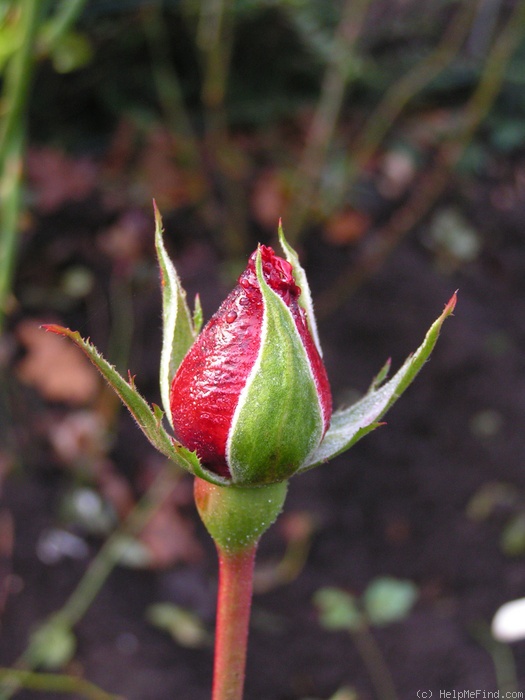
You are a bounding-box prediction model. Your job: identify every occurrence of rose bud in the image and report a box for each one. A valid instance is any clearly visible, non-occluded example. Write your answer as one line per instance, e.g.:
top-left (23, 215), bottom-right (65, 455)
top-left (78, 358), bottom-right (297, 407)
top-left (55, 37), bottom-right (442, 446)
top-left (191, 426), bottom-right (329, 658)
top-left (44, 209), bottom-right (455, 493)
top-left (169, 245), bottom-right (332, 486)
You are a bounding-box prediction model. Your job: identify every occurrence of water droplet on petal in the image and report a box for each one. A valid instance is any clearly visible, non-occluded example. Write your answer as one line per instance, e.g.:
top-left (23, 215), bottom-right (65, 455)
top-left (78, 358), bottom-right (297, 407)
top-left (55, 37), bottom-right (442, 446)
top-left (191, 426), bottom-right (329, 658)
top-left (225, 311), bottom-right (237, 323)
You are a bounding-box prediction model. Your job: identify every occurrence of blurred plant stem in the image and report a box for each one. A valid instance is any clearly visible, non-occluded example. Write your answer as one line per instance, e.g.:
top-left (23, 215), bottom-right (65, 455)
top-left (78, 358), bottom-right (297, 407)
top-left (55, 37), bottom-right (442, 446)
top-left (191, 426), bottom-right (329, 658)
top-left (142, 2), bottom-right (202, 171)
top-left (0, 0), bottom-right (88, 335)
top-left (0, 467), bottom-right (180, 699)
top-left (0, 0), bottom-right (40, 335)
top-left (342, 0), bottom-right (477, 192)
top-left (254, 513), bottom-right (314, 594)
top-left (197, 0), bottom-right (248, 263)
top-left (42, 0), bottom-right (88, 52)
top-left (286, 0), bottom-right (476, 245)
top-left (351, 624), bottom-right (398, 700)
top-left (0, 669), bottom-right (120, 700)
top-left (317, 0), bottom-right (525, 317)
top-left (107, 265), bottom-right (135, 374)
top-left (51, 468), bottom-right (177, 628)
top-left (471, 622), bottom-right (519, 696)
top-left (286, 0), bottom-right (371, 245)
top-left (198, 0), bottom-right (233, 139)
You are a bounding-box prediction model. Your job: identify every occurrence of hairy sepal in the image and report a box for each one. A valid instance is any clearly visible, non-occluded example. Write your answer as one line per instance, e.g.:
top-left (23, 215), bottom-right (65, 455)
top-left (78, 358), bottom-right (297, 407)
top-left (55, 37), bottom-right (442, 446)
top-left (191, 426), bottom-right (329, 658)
top-left (301, 293), bottom-right (457, 471)
top-left (154, 202), bottom-right (196, 429)
top-left (226, 249), bottom-right (324, 485)
top-left (278, 222), bottom-right (323, 357)
top-left (42, 325), bottom-right (228, 486)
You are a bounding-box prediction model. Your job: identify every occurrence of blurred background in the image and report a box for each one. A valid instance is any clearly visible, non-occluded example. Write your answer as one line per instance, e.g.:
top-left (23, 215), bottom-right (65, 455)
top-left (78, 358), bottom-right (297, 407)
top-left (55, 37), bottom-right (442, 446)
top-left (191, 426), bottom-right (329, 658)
top-left (1, 0), bottom-right (525, 698)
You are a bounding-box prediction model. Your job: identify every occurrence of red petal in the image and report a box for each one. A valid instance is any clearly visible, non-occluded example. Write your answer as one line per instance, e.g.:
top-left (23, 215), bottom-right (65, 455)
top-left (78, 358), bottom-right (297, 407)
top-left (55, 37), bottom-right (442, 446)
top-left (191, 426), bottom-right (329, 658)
top-left (170, 282), bottom-right (263, 477)
top-left (169, 246), bottom-right (332, 477)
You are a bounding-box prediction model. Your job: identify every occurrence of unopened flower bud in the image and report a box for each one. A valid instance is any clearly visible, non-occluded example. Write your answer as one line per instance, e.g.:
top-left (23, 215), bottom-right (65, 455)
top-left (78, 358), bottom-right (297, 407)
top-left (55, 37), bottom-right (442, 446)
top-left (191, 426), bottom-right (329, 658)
top-left (170, 245), bottom-right (332, 486)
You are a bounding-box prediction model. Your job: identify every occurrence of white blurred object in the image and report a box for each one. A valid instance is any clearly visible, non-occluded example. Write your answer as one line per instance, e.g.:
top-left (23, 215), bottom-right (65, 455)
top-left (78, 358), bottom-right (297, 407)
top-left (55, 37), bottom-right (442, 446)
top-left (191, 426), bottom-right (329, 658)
top-left (492, 598), bottom-right (525, 642)
top-left (37, 528), bottom-right (89, 565)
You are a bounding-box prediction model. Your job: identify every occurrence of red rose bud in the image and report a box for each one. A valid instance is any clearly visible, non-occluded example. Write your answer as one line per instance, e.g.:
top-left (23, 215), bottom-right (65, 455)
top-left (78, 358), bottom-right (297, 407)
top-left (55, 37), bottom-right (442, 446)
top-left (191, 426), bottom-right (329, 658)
top-left (170, 245), bottom-right (332, 486)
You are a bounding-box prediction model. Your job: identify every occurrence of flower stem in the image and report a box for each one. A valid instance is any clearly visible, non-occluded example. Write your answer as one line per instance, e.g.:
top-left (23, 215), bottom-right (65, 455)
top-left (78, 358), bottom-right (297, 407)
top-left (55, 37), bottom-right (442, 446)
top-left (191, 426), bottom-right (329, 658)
top-left (212, 544), bottom-right (257, 700)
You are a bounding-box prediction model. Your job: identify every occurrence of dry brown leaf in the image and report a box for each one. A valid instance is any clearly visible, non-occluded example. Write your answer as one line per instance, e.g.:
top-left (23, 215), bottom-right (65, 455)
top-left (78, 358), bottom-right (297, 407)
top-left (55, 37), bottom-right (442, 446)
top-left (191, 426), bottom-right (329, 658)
top-left (97, 209), bottom-right (150, 266)
top-left (324, 207), bottom-right (371, 246)
top-left (47, 410), bottom-right (109, 462)
top-left (139, 502), bottom-right (202, 569)
top-left (250, 168), bottom-right (288, 230)
top-left (26, 147), bottom-right (98, 213)
top-left (137, 127), bottom-right (205, 210)
top-left (16, 320), bottom-right (99, 404)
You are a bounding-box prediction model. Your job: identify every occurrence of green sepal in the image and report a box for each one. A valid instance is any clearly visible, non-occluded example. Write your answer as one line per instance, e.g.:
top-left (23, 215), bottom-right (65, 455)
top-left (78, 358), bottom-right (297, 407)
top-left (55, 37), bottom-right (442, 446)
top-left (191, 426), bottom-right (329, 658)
top-left (192, 293), bottom-right (203, 334)
top-left (194, 478), bottom-right (288, 553)
top-left (41, 324), bottom-right (205, 478)
top-left (301, 292), bottom-right (457, 471)
top-left (278, 221), bottom-right (323, 356)
top-left (154, 202), bottom-right (196, 429)
top-left (226, 249), bottom-right (324, 485)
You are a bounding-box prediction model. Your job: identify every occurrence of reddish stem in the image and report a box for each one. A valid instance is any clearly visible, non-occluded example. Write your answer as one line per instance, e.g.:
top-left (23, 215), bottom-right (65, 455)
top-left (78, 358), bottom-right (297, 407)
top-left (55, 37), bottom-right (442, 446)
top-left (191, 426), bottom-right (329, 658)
top-left (212, 544), bottom-right (257, 700)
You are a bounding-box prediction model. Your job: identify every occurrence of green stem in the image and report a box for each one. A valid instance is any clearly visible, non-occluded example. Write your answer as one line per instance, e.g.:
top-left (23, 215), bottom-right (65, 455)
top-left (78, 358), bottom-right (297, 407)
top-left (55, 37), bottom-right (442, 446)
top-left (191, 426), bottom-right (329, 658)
top-left (342, 0), bottom-right (476, 190)
top-left (42, 0), bottom-right (88, 52)
top-left (51, 469), bottom-right (176, 629)
top-left (0, 0), bottom-right (88, 334)
top-left (286, 0), bottom-right (371, 244)
top-left (0, 469), bottom-right (179, 699)
top-left (351, 625), bottom-right (398, 700)
top-left (142, 2), bottom-right (202, 170)
top-left (0, 669), bottom-right (119, 700)
top-left (212, 544), bottom-right (256, 700)
top-left (0, 0), bottom-right (41, 334)
top-left (316, 0), bottom-right (525, 316)
top-left (198, 0), bottom-right (234, 141)
top-left (471, 622), bottom-right (519, 695)
top-left (193, 478), bottom-right (288, 700)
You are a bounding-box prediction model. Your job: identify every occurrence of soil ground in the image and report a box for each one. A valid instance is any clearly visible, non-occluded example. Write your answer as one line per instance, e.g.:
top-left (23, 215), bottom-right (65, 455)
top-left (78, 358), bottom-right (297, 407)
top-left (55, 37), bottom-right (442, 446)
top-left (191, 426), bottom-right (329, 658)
top-left (2, 168), bottom-right (525, 700)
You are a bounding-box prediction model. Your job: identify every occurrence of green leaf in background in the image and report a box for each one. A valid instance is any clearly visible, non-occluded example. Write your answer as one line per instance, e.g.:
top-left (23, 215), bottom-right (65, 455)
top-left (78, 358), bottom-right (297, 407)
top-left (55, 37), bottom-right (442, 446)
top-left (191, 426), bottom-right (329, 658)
top-left (362, 576), bottom-right (418, 626)
top-left (501, 512), bottom-right (525, 557)
top-left (314, 587), bottom-right (364, 632)
top-left (48, 30), bottom-right (93, 73)
top-left (27, 617), bottom-right (76, 670)
top-left (146, 603), bottom-right (210, 648)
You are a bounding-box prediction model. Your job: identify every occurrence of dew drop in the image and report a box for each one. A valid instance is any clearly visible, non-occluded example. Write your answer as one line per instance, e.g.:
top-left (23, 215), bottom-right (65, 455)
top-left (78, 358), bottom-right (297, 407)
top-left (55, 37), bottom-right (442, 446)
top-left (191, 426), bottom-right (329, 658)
top-left (225, 311), bottom-right (238, 323)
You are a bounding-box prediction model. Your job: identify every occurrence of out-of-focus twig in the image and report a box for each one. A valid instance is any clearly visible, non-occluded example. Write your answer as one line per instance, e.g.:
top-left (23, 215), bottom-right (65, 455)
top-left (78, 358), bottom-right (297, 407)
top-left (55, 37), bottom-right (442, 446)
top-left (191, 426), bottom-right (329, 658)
top-left (471, 621), bottom-right (519, 697)
top-left (198, 0), bottom-right (234, 142)
top-left (0, 669), bottom-right (121, 700)
top-left (41, 0), bottom-right (87, 52)
top-left (0, 468), bottom-right (181, 699)
top-left (286, 0), bottom-right (372, 244)
top-left (46, 469), bottom-right (178, 631)
top-left (0, 0), bottom-right (41, 334)
top-left (142, 3), bottom-right (202, 170)
top-left (343, 0), bottom-right (477, 190)
top-left (351, 624), bottom-right (399, 700)
top-left (317, 0), bottom-right (525, 317)
top-left (0, 0), bottom-right (88, 334)
top-left (195, 0), bottom-right (250, 262)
